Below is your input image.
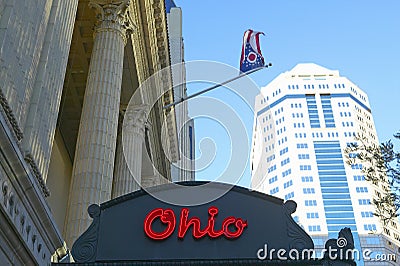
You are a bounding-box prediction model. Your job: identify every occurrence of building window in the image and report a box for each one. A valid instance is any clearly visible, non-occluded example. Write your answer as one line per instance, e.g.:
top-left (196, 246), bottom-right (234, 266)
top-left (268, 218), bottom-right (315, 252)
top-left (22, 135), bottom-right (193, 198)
top-left (300, 165), bottom-right (311, 171)
top-left (279, 147), bottom-right (289, 156)
top-left (303, 188), bottom-right (315, 194)
top-left (361, 211), bottom-right (374, 218)
top-left (307, 212), bottom-right (319, 219)
top-left (268, 165), bottom-right (277, 173)
top-left (351, 164), bottom-right (363, 170)
top-left (268, 175), bottom-right (278, 184)
top-left (284, 180), bottom-right (293, 189)
top-left (348, 152), bottom-right (358, 159)
top-left (298, 154), bottom-right (310, 159)
top-left (301, 176), bottom-right (313, 182)
top-left (297, 143), bottom-right (308, 149)
top-left (306, 94), bottom-right (320, 128)
top-left (391, 221), bottom-right (398, 229)
top-left (284, 192), bottom-right (294, 200)
top-left (359, 199), bottom-right (371, 205)
top-left (320, 94), bottom-right (335, 128)
top-left (308, 225), bottom-right (321, 232)
top-left (270, 187), bottom-right (279, 195)
top-left (266, 154), bottom-right (275, 163)
top-left (356, 187), bottom-right (368, 193)
top-left (281, 158), bottom-right (290, 166)
top-left (364, 224), bottom-right (377, 231)
top-left (384, 228), bottom-right (391, 236)
top-left (305, 200), bottom-right (317, 206)
top-left (282, 168), bottom-right (292, 177)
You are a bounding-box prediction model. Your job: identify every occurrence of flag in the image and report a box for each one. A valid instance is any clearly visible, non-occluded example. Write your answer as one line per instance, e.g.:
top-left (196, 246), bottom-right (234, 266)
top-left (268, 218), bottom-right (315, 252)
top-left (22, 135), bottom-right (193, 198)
top-left (240, 29), bottom-right (265, 73)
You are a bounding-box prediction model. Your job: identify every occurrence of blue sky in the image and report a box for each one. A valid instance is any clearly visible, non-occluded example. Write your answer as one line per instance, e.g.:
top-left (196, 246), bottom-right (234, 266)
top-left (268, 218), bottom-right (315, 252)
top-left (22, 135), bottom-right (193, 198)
top-left (174, 0), bottom-right (400, 187)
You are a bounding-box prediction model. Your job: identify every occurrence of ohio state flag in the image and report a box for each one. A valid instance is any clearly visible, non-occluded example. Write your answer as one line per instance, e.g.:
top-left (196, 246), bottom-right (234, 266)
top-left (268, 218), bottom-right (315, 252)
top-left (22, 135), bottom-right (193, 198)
top-left (240, 29), bottom-right (265, 73)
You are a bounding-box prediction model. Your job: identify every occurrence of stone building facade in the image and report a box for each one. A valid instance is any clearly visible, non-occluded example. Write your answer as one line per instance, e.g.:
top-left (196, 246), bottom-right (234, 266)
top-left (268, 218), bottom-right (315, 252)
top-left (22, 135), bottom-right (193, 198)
top-left (0, 0), bottom-right (181, 264)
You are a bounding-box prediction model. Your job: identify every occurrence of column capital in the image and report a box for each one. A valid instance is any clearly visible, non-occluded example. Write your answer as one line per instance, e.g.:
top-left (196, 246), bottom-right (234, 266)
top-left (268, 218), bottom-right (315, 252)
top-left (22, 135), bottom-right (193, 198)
top-left (123, 105), bottom-right (148, 136)
top-left (89, 0), bottom-right (135, 44)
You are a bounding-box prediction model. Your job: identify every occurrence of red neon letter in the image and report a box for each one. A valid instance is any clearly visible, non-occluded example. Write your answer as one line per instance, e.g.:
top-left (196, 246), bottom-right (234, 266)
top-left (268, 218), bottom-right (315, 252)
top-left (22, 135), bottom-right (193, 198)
top-left (178, 208), bottom-right (207, 239)
top-left (222, 217), bottom-right (248, 238)
top-left (144, 208), bottom-right (176, 240)
top-left (206, 206), bottom-right (224, 238)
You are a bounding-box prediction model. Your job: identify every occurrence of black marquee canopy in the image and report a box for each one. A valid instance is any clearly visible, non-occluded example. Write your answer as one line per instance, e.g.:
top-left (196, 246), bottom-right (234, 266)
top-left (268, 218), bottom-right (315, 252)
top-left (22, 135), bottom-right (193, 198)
top-left (56, 181), bottom-right (355, 265)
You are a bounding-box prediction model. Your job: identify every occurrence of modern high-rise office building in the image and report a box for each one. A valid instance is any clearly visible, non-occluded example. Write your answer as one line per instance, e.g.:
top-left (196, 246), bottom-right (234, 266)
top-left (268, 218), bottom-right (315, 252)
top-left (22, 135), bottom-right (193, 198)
top-left (251, 63), bottom-right (400, 265)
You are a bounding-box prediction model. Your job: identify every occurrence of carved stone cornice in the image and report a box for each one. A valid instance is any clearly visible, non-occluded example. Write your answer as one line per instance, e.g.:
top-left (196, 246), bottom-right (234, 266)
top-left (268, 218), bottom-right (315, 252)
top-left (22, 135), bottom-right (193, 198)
top-left (145, 0), bottom-right (170, 72)
top-left (146, 0), bottom-right (178, 164)
top-left (0, 89), bottom-right (23, 142)
top-left (24, 153), bottom-right (50, 197)
top-left (89, 0), bottom-right (135, 44)
top-left (128, 1), bottom-right (150, 83)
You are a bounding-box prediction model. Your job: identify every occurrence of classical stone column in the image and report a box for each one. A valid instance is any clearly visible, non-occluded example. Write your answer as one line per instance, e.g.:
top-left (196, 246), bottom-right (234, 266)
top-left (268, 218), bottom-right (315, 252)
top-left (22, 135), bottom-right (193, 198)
top-left (112, 105), bottom-right (147, 198)
top-left (65, 0), bottom-right (133, 246)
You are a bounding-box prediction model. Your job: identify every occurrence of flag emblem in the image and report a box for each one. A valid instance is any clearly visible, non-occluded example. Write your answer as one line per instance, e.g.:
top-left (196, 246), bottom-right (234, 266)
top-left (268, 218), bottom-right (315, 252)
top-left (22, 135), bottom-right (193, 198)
top-left (240, 29), bottom-right (265, 73)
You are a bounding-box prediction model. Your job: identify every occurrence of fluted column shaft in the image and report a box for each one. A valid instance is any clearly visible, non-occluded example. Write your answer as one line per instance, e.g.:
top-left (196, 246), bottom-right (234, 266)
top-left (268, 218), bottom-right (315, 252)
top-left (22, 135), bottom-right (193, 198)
top-left (112, 105), bottom-right (147, 198)
top-left (65, 0), bottom-right (132, 246)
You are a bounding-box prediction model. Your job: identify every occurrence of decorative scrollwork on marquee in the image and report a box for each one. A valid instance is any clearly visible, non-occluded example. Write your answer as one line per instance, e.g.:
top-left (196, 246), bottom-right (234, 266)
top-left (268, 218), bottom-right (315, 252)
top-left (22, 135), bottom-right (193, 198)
top-left (283, 200), bottom-right (314, 257)
top-left (71, 204), bottom-right (101, 263)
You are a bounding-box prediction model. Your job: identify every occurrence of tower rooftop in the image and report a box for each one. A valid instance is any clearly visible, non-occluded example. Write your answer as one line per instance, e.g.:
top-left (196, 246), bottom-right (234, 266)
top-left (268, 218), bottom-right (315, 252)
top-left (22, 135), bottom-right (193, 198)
top-left (286, 63), bottom-right (339, 77)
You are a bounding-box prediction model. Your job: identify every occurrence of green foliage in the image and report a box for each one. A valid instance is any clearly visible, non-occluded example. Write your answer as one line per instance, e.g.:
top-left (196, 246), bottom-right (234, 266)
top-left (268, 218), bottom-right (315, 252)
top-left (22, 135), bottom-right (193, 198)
top-left (345, 132), bottom-right (400, 225)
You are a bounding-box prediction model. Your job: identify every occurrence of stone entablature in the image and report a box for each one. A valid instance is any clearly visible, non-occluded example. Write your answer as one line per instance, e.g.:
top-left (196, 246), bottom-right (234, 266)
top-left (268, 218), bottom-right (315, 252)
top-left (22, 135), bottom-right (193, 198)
top-left (0, 111), bottom-right (64, 265)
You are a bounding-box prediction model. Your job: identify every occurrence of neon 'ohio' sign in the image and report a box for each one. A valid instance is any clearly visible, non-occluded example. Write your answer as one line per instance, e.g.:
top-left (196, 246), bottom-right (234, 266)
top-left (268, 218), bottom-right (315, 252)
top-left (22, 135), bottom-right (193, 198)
top-left (144, 206), bottom-right (248, 240)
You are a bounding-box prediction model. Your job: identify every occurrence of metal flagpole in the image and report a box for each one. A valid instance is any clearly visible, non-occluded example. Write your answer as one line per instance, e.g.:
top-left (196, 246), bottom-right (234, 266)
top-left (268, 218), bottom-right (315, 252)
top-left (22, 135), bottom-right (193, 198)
top-left (163, 63), bottom-right (272, 110)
